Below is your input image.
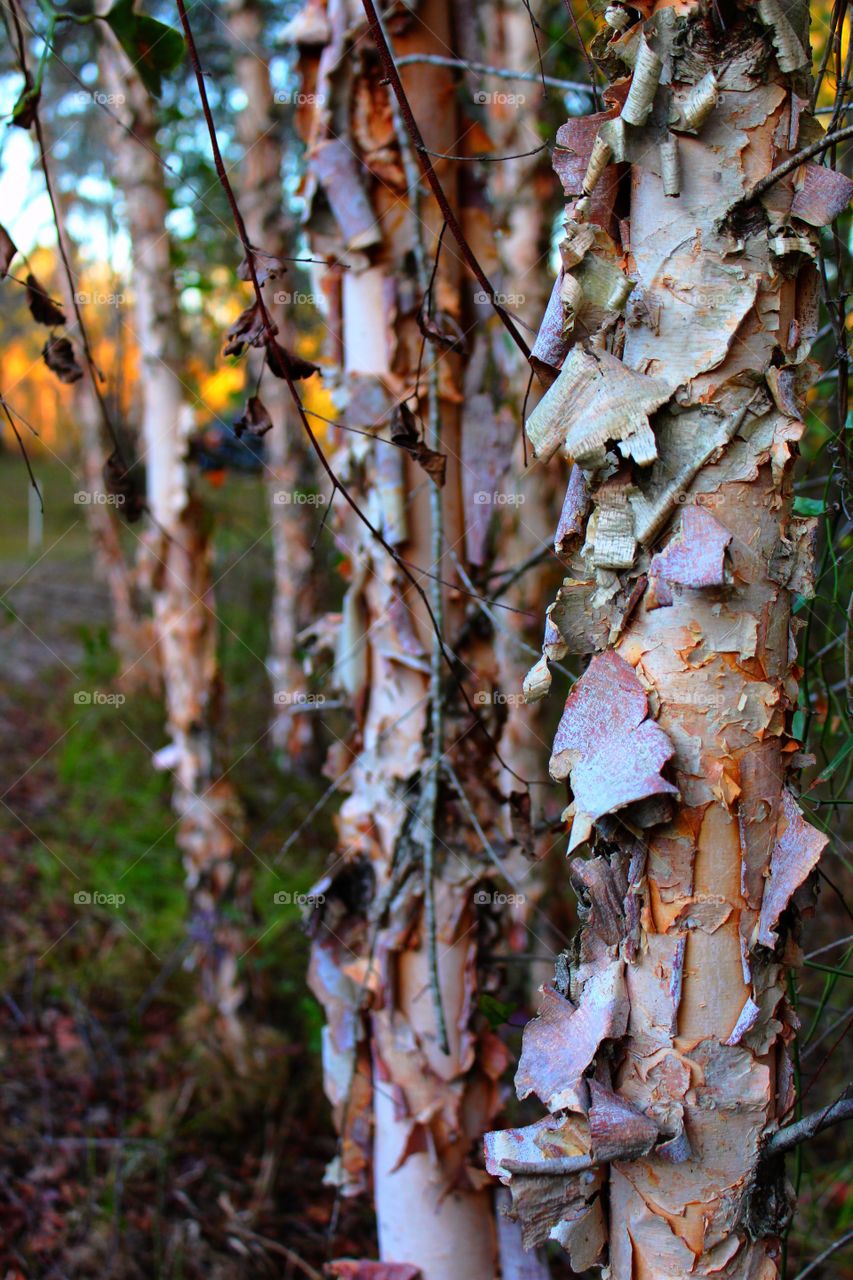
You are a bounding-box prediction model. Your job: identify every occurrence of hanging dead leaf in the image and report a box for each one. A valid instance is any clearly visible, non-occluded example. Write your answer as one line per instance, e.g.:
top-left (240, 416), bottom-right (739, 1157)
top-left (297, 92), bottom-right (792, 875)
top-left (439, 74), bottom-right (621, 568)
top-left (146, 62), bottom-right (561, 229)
top-left (234, 395), bottom-right (273, 438)
top-left (26, 273), bottom-right (66, 326)
top-left (0, 224), bottom-right (17, 278)
top-left (237, 248), bottom-right (286, 286)
top-left (42, 336), bottom-right (83, 384)
top-left (266, 340), bottom-right (320, 381)
top-left (390, 402), bottom-right (446, 488)
top-left (223, 301), bottom-right (267, 356)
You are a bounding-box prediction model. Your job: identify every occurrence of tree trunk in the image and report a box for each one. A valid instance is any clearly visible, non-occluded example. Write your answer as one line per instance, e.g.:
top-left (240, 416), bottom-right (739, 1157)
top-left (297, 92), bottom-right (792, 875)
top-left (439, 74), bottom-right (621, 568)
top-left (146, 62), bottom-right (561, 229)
top-left (288, 0), bottom-right (545, 1273)
top-left (100, 37), bottom-right (245, 1044)
top-left (228, 0), bottom-right (317, 763)
top-left (49, 187), bottom-right (156, 686)
top-left (486, 3), bottom-right (844, 1276)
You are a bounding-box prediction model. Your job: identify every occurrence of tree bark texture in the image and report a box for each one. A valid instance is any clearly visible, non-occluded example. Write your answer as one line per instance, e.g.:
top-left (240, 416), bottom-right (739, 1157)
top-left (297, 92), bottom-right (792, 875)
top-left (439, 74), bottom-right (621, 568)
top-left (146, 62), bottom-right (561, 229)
top-left (287, 0), bottom-right (552, 1273)
top-left (486, 2), bottom-right (848, 1276)
top-left (100, 37), bottom-right (245, 1041)
top-left (228, 0), bottom-right (318, 762)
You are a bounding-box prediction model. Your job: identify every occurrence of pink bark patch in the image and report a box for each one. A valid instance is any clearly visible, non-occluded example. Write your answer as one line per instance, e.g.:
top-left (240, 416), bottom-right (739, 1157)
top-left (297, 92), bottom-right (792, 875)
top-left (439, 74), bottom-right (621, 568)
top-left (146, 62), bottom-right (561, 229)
top-left (550, 651), bottom-right (677, 838)
top-left (756, 789), bottom-right (828, 948)
top-left (649, 505), bottom-right (732, 589)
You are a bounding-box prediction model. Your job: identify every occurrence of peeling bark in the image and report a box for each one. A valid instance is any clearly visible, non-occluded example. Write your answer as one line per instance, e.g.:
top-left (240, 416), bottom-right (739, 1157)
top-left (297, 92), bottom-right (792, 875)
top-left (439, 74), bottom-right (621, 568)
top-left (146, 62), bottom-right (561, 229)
top-left (100, 36), bottom-right (245, 1043)
top-left (488, 2), bottom-right (842, 1275)
top-left (228, 0), bottom-right (318, 762)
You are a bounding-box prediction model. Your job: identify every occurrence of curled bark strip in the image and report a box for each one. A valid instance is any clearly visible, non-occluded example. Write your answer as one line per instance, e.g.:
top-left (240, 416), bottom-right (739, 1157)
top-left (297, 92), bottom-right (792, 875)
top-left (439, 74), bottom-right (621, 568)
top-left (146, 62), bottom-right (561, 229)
top-left (525, 345), bottom-right (669, 467)
top-left (755, 790), bottom-right (828, 949)
top-left (550, 650), bottom-right (677, 849)
top-left (516, 968), bottom-right (628, 1113)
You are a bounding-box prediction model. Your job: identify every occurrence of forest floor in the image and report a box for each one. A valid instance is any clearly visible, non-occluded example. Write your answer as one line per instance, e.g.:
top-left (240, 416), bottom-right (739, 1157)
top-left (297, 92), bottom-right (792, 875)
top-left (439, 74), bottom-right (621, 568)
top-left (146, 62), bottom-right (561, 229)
top-left (0, 457), bottom-right (850, 1278)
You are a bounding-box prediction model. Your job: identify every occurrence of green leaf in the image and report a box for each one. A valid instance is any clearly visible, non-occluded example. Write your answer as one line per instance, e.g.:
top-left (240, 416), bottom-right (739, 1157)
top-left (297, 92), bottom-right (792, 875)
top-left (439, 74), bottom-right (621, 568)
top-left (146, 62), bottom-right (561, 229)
top-left (478, 993), bottom-right (514, 1031)
top-left (793, 496), bottom-right (826, 517)
top-left (791, 708), bottom-right (807, 743)
top-left (103, 0), bottom-right (185, 98)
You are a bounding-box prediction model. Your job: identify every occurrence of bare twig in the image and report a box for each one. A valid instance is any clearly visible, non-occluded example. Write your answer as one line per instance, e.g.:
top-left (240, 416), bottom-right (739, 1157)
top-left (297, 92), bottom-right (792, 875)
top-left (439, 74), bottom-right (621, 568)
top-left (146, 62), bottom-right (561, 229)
top-left (744, 121), bottom-right (853, 204)
top-left (764, 1093), bottom-right (853, 1157)
top-left (793, 1228), bottom-right (853, 1279)
top-left (395, 53), bottom-right (594, 94)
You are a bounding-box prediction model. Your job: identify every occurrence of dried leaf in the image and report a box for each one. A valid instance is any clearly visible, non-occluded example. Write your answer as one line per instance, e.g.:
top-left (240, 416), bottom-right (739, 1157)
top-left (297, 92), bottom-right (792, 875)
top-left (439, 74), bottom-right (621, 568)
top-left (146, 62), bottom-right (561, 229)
top-left (237, 248), bottom-right (286, 286)
top-left (390, 403), bottom-right (446, 488)
top-left (223, 301), bottom-right (266, 357)
top-left (266, 340), bottom-right (320, 382)
top-left (25, 273), bottom-right (66, 327)
top-left (234, 395), bottom-right (273, 438)
top-left (42, 335), bottom-right (82, 385)
top-left (0, 224), bottom-right (17, 277)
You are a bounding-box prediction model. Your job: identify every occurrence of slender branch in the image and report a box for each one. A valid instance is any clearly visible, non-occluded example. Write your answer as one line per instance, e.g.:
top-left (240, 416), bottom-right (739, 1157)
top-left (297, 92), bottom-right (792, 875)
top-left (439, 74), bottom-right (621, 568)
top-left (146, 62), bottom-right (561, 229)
top-left (794, 1228), bottom-right (853, 1280)
top-left (395, 53), bottom-right (594, 94)
top-left (360, 0), bottom-right (531, 360)
top-left (764, 1093), bottom-right (853, 1157)
top-left (745, 121), bottom-right (853, 204)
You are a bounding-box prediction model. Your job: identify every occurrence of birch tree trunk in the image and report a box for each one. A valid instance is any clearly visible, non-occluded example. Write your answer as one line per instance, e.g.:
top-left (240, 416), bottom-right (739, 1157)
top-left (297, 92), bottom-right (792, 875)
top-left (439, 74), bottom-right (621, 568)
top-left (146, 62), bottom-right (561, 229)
top-left (100, 38), bottom-right (245, 1044)
top-left (487, 3), bottom-right (847, 1276)
top-left (287, 0), bottom-right (541, 1273)
top-left (228, 0), bottom-right (317, 762)
top-left (50, 190), bottom-right (156, 685)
